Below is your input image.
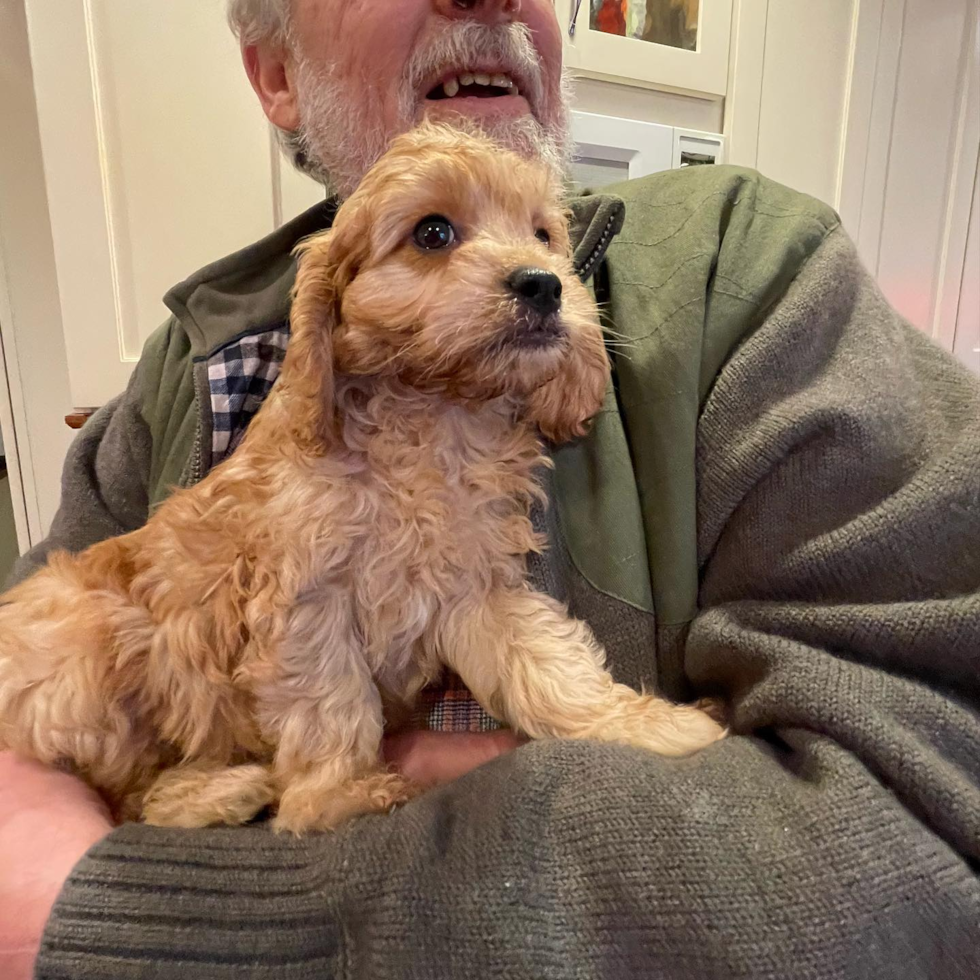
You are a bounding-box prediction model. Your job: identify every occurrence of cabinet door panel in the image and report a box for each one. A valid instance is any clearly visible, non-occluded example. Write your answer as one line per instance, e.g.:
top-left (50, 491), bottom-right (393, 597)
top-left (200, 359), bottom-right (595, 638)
top-left (25, 0), bottom-right (278, 406)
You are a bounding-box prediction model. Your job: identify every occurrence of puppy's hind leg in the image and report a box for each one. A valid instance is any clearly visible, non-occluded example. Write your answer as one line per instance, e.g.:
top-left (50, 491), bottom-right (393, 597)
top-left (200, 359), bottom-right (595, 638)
top-left (0, 557), bottom-right (159, 801)
top-left (259, 594), bottom-right (416, 835)
top-left (142, 762), bottom-right (277, 828)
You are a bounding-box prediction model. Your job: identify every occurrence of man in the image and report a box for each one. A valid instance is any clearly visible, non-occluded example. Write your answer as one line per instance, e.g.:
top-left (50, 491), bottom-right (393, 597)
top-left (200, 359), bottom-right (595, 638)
top-left (2, 1), bottom-right (978, 977)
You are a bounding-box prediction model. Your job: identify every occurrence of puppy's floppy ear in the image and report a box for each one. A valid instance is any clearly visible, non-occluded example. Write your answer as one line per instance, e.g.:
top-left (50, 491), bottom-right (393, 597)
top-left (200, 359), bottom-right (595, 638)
top-left (277, 215), bottom-right (364, 450)
top-left (525, 315), bottom-right (609, 444)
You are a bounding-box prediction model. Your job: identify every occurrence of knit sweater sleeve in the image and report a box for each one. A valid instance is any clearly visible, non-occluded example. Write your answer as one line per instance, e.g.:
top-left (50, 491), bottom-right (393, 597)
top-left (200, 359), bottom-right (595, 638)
top-left (689, 226), bottom-right (980, 857)
top-left (6, 380), bottom-right (151, 589)
top-left (5, 318), bottom-right (199, 592)
top-left (7, 315), bottom-right (198, 591)
top-left (682, 225), bottom-right (980, 967)
top-left (35, 229), bottom-right (980, 980)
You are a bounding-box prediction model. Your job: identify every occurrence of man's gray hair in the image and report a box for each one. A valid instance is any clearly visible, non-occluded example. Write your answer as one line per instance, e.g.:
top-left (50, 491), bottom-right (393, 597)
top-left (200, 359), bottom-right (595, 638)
top-left (227, 0), bottom-right (291, 45)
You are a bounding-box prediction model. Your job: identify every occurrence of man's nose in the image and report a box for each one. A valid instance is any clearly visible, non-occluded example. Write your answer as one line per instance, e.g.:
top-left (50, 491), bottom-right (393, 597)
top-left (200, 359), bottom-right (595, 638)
top-left (433, 0), bottom-right (521, 27)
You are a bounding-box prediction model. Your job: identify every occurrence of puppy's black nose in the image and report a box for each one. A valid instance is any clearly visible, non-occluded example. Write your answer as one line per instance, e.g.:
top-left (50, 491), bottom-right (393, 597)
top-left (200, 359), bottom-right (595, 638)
top-left (505, 267), bottom-right (563, 316)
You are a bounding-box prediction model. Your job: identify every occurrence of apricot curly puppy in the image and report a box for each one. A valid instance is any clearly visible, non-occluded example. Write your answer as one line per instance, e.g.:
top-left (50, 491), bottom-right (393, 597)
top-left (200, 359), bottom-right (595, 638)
top-left (0, 125), bottom-right (723, 834)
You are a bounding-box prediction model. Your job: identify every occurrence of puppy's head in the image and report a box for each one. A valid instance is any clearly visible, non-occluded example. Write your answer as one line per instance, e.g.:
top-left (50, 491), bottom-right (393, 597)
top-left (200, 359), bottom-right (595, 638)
top-left (290, 124), bottom-right (608, 443)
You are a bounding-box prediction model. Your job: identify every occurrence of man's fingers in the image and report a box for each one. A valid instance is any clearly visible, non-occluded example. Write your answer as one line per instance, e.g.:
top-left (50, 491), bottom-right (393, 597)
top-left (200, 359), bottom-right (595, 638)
top-left (0, 753), bottom-right (114, 980)
top-left (382, 730), bottom-right (525, 788)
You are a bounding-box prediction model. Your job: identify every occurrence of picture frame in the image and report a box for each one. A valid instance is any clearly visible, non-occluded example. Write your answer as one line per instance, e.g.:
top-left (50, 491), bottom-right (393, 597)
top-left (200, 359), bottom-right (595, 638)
top-left (561, 0), bottom-right (734, 99)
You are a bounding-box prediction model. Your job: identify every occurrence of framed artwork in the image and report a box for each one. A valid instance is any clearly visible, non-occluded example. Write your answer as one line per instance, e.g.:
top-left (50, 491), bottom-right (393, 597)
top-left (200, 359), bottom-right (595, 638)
top-left (561, 0), bottom-right (734, 99)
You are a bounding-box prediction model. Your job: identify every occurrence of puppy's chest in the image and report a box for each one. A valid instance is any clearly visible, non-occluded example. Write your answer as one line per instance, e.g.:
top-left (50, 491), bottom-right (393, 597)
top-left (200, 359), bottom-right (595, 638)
top-left (361, 434), bottom-right (544, 580)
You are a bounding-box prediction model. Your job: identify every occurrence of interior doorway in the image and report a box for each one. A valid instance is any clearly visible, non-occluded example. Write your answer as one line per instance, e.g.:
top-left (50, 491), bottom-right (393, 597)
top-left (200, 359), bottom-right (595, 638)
top-left (0, 451), bottom-right (17, 583)
top-left (0, 323), bottom-right (24, 584)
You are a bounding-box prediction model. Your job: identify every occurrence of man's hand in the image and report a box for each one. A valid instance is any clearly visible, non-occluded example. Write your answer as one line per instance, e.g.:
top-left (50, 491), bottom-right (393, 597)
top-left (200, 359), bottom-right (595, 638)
top-left (383, 729), bottom-right (525, 788)
top-left (0, 732), bottom-right (521, 980)
top-left (0, 752), bottom-right (113, 980)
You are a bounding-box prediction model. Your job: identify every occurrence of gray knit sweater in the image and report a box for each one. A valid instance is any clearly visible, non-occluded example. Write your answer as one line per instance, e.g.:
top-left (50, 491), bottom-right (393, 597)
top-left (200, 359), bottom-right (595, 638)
top-left (11, 170), bottom-right (980, 979)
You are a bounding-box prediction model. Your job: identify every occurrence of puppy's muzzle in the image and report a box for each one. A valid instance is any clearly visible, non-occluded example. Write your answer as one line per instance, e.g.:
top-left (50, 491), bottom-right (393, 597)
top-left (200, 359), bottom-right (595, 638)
top-left (503, 267), bottom-right (566, 350)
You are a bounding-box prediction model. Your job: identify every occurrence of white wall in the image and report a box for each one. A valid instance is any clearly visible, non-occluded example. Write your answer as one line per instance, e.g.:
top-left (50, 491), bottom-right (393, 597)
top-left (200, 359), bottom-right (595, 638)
top-left (953, 160), bottom-right (980, 373)
top-left (838, 0), bottom-right (979, 354)
top-left (754, 0), bottom-right (855, 207)
top-left (725, 0), bottom-right (856, 207)
top-left (0, 0), bottom-right (74, 540)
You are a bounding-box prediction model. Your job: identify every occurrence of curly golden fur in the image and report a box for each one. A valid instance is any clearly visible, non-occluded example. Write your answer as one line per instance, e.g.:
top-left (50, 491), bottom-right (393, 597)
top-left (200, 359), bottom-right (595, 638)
top-left (0, 125), bottom-right (723, 833)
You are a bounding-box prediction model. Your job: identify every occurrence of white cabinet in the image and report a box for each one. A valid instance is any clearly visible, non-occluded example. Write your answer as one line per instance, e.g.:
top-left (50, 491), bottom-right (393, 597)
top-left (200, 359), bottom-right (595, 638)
top-left (953, 162), bottom-right (980, 375)
top-left (571, 111), bottom-right (724, 187)
top-left (562, 0), bottom-right (734, 98)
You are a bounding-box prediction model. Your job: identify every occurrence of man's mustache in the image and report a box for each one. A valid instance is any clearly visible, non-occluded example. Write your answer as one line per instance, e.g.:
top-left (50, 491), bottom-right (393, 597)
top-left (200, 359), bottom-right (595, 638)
top-left (403, 20), bottom-right (545, 110)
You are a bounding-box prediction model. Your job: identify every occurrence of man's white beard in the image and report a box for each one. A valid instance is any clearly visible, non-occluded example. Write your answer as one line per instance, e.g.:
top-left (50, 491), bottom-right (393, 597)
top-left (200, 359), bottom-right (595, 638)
top-left (287, 21), bottom-right (572, 199)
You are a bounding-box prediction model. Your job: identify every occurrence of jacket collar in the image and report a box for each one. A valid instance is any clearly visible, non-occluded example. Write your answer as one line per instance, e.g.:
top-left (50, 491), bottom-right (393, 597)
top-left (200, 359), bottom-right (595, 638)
top-left (164, 192), bottom-right (625, 359)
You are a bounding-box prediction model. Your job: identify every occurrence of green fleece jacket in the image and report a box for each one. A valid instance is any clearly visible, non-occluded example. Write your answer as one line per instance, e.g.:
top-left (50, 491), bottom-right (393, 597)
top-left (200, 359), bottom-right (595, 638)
top-left (10, 166), bottom-right (980, 980)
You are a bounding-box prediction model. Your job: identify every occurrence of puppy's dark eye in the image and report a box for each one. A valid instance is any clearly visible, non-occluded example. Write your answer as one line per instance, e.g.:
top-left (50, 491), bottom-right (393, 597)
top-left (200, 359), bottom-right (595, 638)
top-left (414, 215), bottom-right (456, 250)
top-left (535, 228), bottom-right (551, 246)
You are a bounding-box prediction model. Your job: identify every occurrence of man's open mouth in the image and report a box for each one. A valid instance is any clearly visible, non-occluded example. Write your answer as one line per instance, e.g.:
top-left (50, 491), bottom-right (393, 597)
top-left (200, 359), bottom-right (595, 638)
top-left (426, 71), bottom-right (520, 101)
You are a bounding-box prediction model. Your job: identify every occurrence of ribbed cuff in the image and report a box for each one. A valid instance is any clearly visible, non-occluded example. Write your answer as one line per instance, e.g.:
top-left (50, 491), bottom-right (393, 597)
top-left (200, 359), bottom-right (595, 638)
top-left (36, 822), bottom-right (342, 980)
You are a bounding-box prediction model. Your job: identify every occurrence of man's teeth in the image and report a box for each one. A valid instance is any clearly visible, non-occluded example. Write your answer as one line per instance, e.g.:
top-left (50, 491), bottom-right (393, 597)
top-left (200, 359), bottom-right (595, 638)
top-left (440, 72), bottom-right (518, 98)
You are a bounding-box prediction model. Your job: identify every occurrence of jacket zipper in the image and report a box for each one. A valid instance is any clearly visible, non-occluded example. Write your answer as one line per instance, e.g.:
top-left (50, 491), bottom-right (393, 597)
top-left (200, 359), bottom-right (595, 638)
top-left (181, 363), bottom-right (207, 489)
top-left (575, 210), bottom-right (619, 282)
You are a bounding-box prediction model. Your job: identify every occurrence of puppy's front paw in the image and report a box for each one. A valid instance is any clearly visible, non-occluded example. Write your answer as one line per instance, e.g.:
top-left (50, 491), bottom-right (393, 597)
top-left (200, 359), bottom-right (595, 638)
top-left (650, 701), bottom-right (726, 755)
top-left (586, 691), bottom-right (727, 758)
top-left (273, 771), bottom-right (417, 835)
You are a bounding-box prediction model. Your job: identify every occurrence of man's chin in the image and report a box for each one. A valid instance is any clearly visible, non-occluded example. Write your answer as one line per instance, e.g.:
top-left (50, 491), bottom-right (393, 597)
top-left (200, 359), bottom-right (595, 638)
top-left (417, 100), bottom-right (570, 177)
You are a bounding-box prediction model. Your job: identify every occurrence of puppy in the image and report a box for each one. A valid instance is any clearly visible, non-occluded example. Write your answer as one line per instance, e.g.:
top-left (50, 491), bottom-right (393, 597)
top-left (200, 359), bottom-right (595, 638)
top-left (0, 124), bottom-right (723, 834)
